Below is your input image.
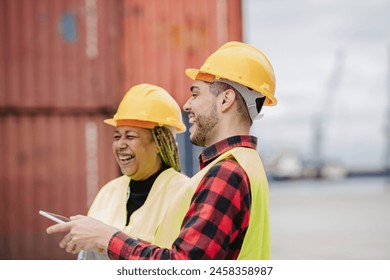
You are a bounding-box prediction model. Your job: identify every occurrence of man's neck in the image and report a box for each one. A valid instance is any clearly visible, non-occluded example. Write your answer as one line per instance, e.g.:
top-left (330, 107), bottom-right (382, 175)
top-left (204, 120), bottom-right (250, 147)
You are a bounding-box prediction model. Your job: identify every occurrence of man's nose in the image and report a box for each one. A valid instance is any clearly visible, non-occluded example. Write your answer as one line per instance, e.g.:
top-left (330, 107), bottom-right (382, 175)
top-left (183, 98), bottom-right (191, 112)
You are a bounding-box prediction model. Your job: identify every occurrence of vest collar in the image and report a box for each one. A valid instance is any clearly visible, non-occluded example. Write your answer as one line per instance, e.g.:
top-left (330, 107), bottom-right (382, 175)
top-left (199, 135), bottom-right (257, 169)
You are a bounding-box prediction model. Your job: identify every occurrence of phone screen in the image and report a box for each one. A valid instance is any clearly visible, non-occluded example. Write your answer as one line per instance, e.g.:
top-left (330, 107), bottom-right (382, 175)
top-left (39, 210), bottom-right (70, 224)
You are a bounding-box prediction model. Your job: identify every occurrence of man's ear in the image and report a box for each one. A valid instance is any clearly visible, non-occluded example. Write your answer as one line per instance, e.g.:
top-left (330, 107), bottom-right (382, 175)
top-left (220, 89), bottom-right (236, 112)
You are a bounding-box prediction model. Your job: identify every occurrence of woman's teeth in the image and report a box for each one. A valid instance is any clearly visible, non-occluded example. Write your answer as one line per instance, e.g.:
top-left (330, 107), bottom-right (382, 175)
top-left (119, 154), bottom-right (134, 163)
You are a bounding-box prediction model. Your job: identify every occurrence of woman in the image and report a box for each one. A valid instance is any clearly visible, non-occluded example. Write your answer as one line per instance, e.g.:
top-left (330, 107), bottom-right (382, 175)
top-left (78, 84), bottom-right (189, 259)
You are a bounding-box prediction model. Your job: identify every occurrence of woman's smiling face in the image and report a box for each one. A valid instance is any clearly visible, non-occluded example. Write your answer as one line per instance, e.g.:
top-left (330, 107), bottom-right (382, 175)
top-left (112, 126), bottom-right (161, 180)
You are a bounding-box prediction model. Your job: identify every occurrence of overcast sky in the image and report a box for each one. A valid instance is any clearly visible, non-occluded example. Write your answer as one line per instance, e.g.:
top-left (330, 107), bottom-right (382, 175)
top-left (243, 0), bottom-right (390, 170)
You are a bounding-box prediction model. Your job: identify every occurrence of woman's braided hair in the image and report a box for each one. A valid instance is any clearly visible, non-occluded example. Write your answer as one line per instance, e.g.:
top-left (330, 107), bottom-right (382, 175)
top-left (151, 126), bottom-right (181, 172)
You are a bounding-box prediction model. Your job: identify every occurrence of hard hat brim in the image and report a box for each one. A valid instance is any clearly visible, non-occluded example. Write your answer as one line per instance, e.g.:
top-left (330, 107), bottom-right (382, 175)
top-left (185, 68), bottom-right (198, 80)
top-left (104, 118), bottom-right (116, 126)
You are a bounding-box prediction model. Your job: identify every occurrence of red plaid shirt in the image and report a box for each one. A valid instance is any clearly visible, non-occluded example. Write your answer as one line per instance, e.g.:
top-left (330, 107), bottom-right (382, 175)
top-left (108, 135), bottom-right (257, 259)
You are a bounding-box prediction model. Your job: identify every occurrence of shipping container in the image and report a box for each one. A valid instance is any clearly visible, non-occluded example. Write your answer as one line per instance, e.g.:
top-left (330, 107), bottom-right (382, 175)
top-left (0, 114), bottom-right (119, 259)
top-left (0, 0), bottom-right (122, 108)
top-left (120, 0), bottom-right (243, 106)
top-left (0, 0), bottom-right (242, 259)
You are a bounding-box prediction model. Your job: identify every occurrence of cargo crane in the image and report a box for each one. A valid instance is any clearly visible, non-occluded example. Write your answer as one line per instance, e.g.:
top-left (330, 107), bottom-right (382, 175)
top-left (384, 46), bottom-right (390, 173)
top-left (311, 49), bottom-right (346, 179)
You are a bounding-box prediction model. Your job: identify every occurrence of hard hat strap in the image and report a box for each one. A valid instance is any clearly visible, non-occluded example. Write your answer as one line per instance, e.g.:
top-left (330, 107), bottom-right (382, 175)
top-left (218, 79), bottom-right (265, 121)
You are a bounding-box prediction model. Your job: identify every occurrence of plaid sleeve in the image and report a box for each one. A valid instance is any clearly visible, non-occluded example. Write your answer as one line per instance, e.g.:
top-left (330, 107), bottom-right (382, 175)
top-left (107, 159), bottom-right (250, 260)
top-left (108, 231), bottom-right (172, 260)
top-left (173, 159), bottom-right (251, 259)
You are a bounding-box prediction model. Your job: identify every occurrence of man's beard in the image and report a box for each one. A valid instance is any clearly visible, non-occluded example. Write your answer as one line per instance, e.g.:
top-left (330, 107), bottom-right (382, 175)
top-left (190, 104), bottom-right (219, 147)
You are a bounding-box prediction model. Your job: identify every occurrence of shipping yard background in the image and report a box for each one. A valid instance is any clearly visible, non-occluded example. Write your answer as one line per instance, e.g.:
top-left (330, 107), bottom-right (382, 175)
top-left (1, 0), bottom-right (389, 259)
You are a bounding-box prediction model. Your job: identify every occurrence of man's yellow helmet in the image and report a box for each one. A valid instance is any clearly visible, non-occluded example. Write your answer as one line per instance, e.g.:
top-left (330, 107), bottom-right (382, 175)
top-left (185, 41), bottom-right (277, 107)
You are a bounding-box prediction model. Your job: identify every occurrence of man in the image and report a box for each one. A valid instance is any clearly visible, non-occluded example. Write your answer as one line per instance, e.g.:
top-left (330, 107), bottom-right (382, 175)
top-left (47, 41), bottom-right (277, 260)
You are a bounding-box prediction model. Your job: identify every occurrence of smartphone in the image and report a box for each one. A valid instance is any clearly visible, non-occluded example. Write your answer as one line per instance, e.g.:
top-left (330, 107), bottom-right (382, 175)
top-left (39, 210), bottom-right (70, 224)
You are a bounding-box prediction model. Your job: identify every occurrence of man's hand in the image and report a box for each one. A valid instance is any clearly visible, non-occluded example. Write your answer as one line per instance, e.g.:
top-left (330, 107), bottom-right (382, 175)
top-left (46, 215), bottom-right (118, 254)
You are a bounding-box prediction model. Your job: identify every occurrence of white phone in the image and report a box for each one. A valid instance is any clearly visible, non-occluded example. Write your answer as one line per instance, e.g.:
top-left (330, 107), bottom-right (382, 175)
top-left (39, 210), bottom-right (70, 224)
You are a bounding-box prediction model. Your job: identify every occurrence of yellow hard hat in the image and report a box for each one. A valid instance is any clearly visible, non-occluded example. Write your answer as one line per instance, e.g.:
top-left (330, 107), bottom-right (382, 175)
top-left (185, 41), bottom-right (277, 106)
top-left (104, 84), bottom-right (186, 133)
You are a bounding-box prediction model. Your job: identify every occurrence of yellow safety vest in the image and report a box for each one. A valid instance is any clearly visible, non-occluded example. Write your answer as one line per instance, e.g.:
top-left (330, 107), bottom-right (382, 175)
top-left (81, 168), bottom-right (189, 259)
top-left (154, 147), bottom-right (270, 259)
